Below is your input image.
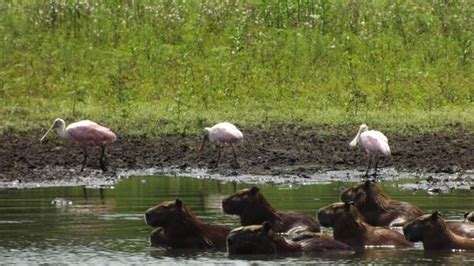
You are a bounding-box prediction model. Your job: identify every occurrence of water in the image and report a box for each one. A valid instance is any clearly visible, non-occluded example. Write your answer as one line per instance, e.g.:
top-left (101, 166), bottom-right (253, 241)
top-left (0, 175), bottom-right (473, 264)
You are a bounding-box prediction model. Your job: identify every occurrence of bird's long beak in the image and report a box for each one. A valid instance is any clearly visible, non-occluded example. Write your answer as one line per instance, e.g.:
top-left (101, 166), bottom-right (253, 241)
top-left (40, 125), bottom-right (54, 143)
top-left (349, 130), bottom-right (361, 147)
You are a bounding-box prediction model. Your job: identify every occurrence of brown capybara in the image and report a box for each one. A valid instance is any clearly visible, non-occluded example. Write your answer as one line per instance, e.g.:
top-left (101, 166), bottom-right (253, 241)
top-left (145, 199), bottom-right (231, 249)
top-left (222, 186), bottom-right (320, 233)
top-left (226, 222), bottom-right (352, 255)
top-left (447, 222), bottom-right (474, 239)
top-left (340, 180), bottom-right (423, 226)
top-left (448, 211), bottom-right (474, 238)
top-left (446, 211), bottom-right (474, 239)
top-left (317, 201), bottom-right (413, 249)
top-left (403, 211), bottom-right (474, 250)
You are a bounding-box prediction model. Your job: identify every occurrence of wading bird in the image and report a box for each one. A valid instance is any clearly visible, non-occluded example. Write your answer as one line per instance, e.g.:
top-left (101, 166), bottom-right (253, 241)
top-left (198, 122), bottom-right (243, 167)
top-left (40, 118), bottom-right (116, 172)
top-left (349, 124), bottom-right (390, 177)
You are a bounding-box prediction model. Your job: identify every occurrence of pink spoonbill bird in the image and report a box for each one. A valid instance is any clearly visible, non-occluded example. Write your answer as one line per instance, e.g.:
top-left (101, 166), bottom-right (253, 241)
top-left (40, 118), bottom-right (117, 172)
top-left (198, 122), bottom-right (243, 167)
top-left (349, 124), bottom-right (390, 177)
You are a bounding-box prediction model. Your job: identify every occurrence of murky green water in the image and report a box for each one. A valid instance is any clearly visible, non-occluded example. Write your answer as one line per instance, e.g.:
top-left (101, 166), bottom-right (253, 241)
top-left (0, 176), bottom-right (473, 264)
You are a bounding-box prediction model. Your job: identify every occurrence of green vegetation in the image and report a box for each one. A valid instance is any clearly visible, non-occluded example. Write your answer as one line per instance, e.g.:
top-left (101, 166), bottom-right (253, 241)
top-left (0, 0), bottom-right (472, 136)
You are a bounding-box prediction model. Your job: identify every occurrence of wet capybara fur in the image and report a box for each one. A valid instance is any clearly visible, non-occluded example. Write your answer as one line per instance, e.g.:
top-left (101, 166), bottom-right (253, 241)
top-left (403, 212), bottom-right (474, 250)
top-left (317, 201), bottom-right (413, 249)
top-left (226, 222), bottom-right (352, 255)
top-left (447, 211), bottom-right (474, 238)
top-left (340, 180), bottom-right (423, 226)
top-left (222, 186), bottom-right (320, 233)
top-left (144, 199), bottom-right (231, 249)
top-left (447, 222), bottom-right (474, 239)
top-left (149, 227), bottom-right (167, 247)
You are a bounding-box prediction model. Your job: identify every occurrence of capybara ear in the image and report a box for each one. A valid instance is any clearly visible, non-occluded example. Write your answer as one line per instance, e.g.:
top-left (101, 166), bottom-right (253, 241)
top-left (262, 221), bottom-right (272, 232)
top-left (175, 198), bottom-right (183, 208)
top-left (250, 186), bottom-right (260, 195)
top-left (431, 211), bottom-right (441, 220)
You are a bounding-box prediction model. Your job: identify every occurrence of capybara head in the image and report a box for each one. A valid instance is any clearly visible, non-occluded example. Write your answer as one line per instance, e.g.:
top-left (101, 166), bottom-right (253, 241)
top-left (317, 201), bottom-right (358, 227)
top-left (222, 186), bottom-right (264, 215)
top-left (464, 211), bottom-right (474, 223)
top-left (144, 199), bottom-right (187, 227)
top-left (226, 221), bottom-right (276, 255)
top-left (403, 211), bottom-right (443, 242)
top-left (340, 179), bottom-right (381, 204)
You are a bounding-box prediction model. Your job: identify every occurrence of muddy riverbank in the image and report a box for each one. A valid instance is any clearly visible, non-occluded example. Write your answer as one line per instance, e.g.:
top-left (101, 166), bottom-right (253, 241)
top-left (0, 124), bottom-right (472, 187)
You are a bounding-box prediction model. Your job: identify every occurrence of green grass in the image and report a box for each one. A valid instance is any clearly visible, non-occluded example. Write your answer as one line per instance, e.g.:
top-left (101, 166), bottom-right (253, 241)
top-left (0, 0), bottom-right (472, 136)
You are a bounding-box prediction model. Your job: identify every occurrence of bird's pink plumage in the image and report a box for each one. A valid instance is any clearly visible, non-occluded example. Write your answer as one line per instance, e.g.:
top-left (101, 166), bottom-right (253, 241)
top-left (209, 123), bottom-right (243, 145)
top-left (361, 132), bottom-right (390, 157)
top-left (67, 120), bottom-right (116, 145)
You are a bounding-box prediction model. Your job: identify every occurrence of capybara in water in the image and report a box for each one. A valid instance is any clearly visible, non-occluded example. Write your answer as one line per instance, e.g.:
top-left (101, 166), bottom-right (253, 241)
top-left (403, 211), bottom-right (474, 250)
top-left (317, 201), bottom-right (413, 249)
top-left (446, 212), bottom-right (474, 239)
top-left (226, 222), bottom-right (352, 255)
top-left (447, 223), bottom-right (474, 239)
top-left (451, 211), bottom-right (474, 238)
top-left (222, 186), bottom-right (320, 233)
top-left (145, 199), bottom-right (231, 249)
top-left (340, 180), bottom-right (423, 226)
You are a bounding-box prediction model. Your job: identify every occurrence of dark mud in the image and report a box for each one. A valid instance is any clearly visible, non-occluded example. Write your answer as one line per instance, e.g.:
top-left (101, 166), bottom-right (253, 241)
top-left (0, 125), bottom-right (472, 188)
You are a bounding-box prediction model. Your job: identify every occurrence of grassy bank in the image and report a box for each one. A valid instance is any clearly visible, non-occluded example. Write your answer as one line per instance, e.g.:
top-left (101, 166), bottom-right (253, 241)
top-left (0, 1), bottom-right (472, 136)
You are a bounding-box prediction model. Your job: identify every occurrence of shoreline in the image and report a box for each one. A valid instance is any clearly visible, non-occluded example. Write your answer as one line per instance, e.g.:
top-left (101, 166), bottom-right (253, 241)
top-left (1, 166), bottom-right (472, 193)
top-left (1, 125), bottom-right (472, 189)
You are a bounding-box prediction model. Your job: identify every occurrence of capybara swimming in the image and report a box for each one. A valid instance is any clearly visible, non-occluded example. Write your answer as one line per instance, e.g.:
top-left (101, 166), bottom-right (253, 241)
top-left (403, 211), bottom-right (474, 250)
top-left (317, 201), bottom-right (413, 249)
top-left (340, 180), bottom-right (423, 226)
top-left (226, 222), bottom-right (352, 255)
top-left (145, 199), bottom-right (231, 249)
top-left (222, 186), bottom-right (320, 233)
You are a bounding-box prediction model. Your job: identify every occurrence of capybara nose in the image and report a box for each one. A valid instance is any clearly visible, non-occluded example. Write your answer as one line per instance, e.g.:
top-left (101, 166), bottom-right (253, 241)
top-left (145, 212), bottom-right (151, 222)
top-left (222, 200), bottom-right (229, 213)
top-left (316, 211), bottom-right (322, 220)
top-left (402, 228), bottom-right (409, 237)
top-left (227, 238), bottom-right (233, 247)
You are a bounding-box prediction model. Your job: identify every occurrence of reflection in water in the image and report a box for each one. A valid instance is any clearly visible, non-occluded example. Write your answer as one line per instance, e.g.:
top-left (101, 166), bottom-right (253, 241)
top-left (0, 175), bottom-right (473, 264)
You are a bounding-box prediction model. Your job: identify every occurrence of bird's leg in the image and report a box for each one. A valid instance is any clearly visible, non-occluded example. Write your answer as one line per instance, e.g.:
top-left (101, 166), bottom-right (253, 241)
top-left (216, 146), bottom-right (222, 167)
top-left (231, 144), bottom-right (240, 168)
top-left (364, 156), bottom-right (372, 177)
top-left (80, 146), bottom-right (88, 172)
top-left (373, 157), bottom-right (379, 177)
top-left (371, 157), bottom-right (379, 177)
top-left (99, 145), bottom-right (108, 172)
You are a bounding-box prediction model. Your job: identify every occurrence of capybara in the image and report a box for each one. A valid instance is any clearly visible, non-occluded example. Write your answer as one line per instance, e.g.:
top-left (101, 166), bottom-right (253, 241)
top-left (145, 199), bottom-right (231, 249)
top-left (222, 186), bottom-right (320, 233)
top-left (317, 201), bottom-right (413, 249)
top-left (340, 180), bottom-right (423, 226)
top-left (226, 222), bottom-right (352, 255)
top-left (403, 211), bottom-right (474, 250)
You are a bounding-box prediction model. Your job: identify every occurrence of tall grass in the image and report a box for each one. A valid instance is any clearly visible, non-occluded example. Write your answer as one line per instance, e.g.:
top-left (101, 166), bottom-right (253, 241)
top-left (0, 0), bottom-right (472, 135)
